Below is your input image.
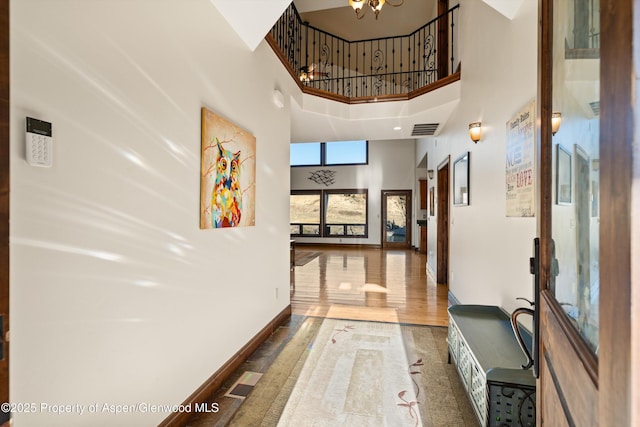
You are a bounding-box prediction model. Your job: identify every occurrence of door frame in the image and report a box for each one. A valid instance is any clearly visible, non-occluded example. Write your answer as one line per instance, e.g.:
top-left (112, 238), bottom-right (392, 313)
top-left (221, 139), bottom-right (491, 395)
top-left (0, 0), bottom-right (8, 422)
top-left (381, 190), bottom-right (412, 249)
top-left (597, 0), bottom-right (634, 422)
top-left (436, 157), bottom-right (450, 284)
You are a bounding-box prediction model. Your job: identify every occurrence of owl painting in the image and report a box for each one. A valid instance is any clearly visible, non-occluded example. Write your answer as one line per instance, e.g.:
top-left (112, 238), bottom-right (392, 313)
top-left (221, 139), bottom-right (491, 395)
top-left (200, 108), bottom-right (256, 229)
top-left (212, 138), bottom-right (242, 227)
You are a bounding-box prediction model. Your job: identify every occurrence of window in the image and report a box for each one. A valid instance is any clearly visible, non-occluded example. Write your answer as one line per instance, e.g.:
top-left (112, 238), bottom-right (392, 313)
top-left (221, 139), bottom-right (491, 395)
top-left (290, 192), bottom-right (321, 236)
top-left (325, 140), bottom-right (368, 165)
top-left (290, 142), bottom-right (321, 166)
top-left (290, 189), bottom-right (368, 237)
top-left (325, 191), bottom-right (367, 236)
top-left (290, 141), bottom-right (368, 166)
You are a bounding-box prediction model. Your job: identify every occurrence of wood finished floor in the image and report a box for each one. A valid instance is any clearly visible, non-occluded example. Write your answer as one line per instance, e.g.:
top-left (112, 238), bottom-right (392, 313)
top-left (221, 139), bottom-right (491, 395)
top-left (186, 245), bottom-right (450, 426)
top-left (291, 245), bottom-right (450, 326)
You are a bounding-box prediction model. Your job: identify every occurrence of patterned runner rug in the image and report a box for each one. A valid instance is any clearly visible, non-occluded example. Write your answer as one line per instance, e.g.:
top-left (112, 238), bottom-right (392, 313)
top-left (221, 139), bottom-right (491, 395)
top-left (278, 319), bottom-right (422, 426)
top-left (228, 317), bottom-right (477, 426)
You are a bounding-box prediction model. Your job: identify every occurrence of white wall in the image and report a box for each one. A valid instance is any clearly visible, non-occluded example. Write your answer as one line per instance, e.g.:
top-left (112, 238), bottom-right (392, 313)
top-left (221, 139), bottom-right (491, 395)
top-left (416, 0), bottom-right (538, 314)
top-left (291, 139), bottom-right (416, 246)
top-left (10, 0), bottom-right (296, 425)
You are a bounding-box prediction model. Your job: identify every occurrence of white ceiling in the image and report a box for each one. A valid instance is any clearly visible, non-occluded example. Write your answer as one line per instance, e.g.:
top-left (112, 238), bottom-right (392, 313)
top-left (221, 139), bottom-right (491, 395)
top-left (290, 82), bottom-right (461, 143)
top-left (208, 0), bottom-right (292, 51)
top-left (482, 0), bottom-right (525, 20)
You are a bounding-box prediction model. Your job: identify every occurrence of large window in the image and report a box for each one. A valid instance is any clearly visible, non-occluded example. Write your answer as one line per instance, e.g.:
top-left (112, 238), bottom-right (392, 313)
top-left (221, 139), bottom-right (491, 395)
top-left (290, 141), bottom-right (368, 166)
top-left (289, 192), bottom-right (321, 236)
top-left (290, 189), bottom-right (368, 237)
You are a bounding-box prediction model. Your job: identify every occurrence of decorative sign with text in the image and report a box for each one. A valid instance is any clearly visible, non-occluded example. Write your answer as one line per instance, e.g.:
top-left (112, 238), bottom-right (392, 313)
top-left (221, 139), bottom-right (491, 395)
top-left (505, 101), bottom-right (536, 217)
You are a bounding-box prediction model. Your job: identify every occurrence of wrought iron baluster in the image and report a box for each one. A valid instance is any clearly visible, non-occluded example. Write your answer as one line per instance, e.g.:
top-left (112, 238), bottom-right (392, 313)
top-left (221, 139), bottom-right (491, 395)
top-left (268, 3), bottom-right (460, 100)
top-left (412, 30), bottom-right (416, 91)
top-left (425, 32), bottom-right (435, 84)
top-left (320, 39), bottom-right (330, 91)
top-left (341, 39), bottom-right (345, 96)
top-left (372, 42), bottom-right (384, 96)
top-left (450, 8), bottom-right (455, 75)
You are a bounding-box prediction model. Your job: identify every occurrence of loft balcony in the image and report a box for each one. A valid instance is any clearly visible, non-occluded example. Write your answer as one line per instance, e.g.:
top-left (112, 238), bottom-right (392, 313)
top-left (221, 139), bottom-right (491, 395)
top-left (563, 0), bottom-right (600, 60)
top-left (267, 2), bottom-right (461, 104)
top-left (562, 0), bottom-right (600, 119)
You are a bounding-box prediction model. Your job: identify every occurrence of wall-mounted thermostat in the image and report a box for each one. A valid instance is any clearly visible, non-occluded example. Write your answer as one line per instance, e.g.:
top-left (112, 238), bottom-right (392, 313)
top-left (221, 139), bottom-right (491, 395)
top-left (26, 117), bottom-right (53, 168)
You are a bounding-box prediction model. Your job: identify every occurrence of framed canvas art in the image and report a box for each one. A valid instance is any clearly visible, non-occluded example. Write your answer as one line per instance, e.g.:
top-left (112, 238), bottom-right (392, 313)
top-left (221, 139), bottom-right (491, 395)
top-left (200, 107), bottom-right (256, 229)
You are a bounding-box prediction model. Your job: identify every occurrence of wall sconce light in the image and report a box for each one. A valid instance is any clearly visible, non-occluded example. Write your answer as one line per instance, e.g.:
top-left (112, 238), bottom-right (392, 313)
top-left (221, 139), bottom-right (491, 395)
top-left (469, 122), bottom-right (482, 143)
top-left (551, 112), bottom-right (562, 135)
top-left (428, 169), bottom-right (434, 179)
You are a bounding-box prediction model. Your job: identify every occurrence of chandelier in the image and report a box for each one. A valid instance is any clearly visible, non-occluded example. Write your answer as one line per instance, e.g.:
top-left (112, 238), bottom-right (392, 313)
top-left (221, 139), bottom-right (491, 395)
top-left (349, 0), bottom-right (404, 20)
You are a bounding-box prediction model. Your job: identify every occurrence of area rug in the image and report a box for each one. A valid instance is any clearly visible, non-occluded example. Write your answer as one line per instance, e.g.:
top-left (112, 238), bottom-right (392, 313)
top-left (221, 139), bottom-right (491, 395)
top-left (277, 319), bottom-right (422, 426)
top-left (294, 251), bottom-right (321, 267)
top-left (228, 318), bottom-right (477, 426)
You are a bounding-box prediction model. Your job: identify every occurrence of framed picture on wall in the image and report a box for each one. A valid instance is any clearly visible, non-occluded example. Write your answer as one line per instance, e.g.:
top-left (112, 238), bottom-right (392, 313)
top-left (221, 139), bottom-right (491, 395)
top-left (200, 107), bottom-right (257, 229)
top-left (556, 144), bottom-right (572, 205)
top-left (453, 152), bottom-right (470, 206)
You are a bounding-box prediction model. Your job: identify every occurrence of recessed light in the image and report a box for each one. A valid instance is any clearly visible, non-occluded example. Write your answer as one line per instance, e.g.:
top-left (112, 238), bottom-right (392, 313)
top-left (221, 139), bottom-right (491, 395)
top-left (393, 126), bottom-right (402, 131)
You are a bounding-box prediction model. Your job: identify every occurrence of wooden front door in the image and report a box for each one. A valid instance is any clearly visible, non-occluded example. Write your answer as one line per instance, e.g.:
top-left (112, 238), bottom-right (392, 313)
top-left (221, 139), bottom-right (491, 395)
top-left (536, 0), bottom-right (632, 425)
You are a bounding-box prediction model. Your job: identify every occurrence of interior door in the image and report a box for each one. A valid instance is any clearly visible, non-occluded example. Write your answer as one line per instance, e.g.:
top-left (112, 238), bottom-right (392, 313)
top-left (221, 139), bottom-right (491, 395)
top-left (537, 0), bottom-right (632, 425)
top-left (436, 160), bottom-right (449, 284)
top-left (381, 190), bottom-right (411, 249)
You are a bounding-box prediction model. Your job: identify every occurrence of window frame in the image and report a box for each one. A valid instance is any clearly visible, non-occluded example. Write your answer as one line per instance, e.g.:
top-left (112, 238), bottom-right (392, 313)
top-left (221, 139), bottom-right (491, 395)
top-left (290, 141), bottom-right (369, 167)
top-left (323, 140), bottom-right (369, 166)
top-left (290, 142), bottom-right (322, 167)
top-left (323, 189), bottom-right (369, 238)
top-left (290, 189), bottom-right (368, 238)
top-left (289, 190), bottom-right (322, 237)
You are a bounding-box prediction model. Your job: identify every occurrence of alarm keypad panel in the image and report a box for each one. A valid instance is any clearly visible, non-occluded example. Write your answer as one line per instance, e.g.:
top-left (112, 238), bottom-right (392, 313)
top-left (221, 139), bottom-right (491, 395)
top-left (26, 117), bottom-right (53, 168)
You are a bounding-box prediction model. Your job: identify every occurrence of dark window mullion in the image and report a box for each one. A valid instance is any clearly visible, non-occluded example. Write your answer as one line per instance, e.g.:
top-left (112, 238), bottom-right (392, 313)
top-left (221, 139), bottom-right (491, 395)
top-left (321, 189), bottom-right (327, 237)
top-left (320, 142), bottom-right (327, 166)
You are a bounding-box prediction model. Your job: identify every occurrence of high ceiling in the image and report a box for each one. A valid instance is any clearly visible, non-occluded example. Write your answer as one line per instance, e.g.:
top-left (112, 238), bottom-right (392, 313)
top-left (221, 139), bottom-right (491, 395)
top-left (288, 0), bottom-right (458, 143)
top-left (208, 0), bottom-right (462, 143)
top-left (209, 1), bottom-right (536, 143)
top-left (294, 0), bottom-right (437, 41)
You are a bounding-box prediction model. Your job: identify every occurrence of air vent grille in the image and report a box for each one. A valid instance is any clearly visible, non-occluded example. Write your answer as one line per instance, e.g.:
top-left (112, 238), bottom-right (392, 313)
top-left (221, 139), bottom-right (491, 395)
top-left (411, 123), bottom-right (439, 136)
top-left (589, 101), bottom-right (600, 116)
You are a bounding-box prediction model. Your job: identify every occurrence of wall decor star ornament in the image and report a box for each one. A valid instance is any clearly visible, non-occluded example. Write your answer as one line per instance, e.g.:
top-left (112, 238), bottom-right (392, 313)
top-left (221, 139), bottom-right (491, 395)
top-left (308, 170), bottom-right (336, 186)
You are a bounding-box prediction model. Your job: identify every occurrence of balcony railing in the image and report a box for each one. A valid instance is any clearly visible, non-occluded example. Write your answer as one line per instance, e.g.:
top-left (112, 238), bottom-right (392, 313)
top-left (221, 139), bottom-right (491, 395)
top-left (267, 3), bottom-right (460, 103)
top-left (565, 0), bottom-right (600, 59)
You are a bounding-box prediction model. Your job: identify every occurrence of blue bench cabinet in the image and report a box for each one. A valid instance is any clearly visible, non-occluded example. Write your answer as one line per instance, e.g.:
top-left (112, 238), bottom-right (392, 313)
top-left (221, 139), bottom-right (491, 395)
top-left (448, 305), bottom-right (536, 427)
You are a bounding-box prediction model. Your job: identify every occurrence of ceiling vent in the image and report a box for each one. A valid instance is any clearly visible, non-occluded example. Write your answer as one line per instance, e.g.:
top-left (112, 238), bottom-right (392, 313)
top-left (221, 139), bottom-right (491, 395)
top-left (411, 123), bottom-right (439, 136)
top-left (589, 101), bottom-right (600, 117)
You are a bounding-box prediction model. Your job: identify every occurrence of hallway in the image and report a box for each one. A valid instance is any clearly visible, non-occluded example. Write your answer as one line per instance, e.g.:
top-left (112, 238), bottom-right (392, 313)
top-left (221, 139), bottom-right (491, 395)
top-left (186, 246), bottom-right (460, 426)
top-left (291, 245), bottom-right (450, 326)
